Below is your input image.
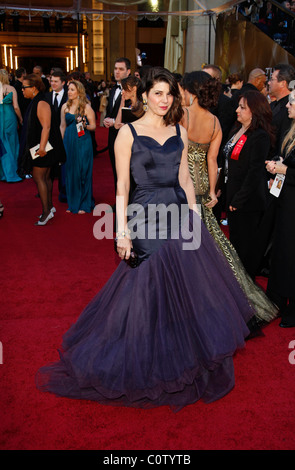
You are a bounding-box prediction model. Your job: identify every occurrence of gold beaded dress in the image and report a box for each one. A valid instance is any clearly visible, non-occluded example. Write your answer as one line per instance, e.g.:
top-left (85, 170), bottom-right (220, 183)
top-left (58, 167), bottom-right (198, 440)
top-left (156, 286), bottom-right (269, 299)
top-left (187, 120), bottom-right (278, 325)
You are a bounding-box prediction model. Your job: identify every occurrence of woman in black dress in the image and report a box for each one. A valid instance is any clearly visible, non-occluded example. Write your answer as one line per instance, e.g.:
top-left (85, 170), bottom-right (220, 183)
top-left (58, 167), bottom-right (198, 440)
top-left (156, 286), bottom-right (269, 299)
top-left (20, 74), bottom-right (65, 225)
top-left (266, 89), bottom-right (295, 327)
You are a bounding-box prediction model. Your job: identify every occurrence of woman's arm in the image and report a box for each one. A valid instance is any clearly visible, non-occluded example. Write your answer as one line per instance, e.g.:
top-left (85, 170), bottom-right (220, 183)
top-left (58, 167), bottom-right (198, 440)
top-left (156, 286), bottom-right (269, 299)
top-left (114, 125), bottom-right (133, 259)
top-left (11, 86), bottom-right (23, 125)
top-left (178, 126), bottom-right (197, 210)
top-left (36, 100), bottom-right (51, 157)
top-left (205, 119), bottom-right (222, 208)
top-left (60, 104), bottom-right (66, 138)
top-left (114, 94), bottom-right (125, 129)
top-left (84, 103), bottom-right (96, 131)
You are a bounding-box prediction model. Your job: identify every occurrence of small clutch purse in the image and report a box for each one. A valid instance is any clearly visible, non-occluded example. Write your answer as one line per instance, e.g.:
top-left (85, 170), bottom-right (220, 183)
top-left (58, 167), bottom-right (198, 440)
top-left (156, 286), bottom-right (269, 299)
top-left (114, 239), bottom-right (141, 268)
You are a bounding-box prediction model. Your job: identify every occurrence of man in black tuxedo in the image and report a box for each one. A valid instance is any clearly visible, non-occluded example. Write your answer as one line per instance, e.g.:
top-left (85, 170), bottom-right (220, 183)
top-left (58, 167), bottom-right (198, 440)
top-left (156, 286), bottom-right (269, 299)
top-left (268, 64), bottom-right (295, 156)
top-left (45, 70), bottom-right (68, 202)
top-left (104, 57), bottom-right (131, 195)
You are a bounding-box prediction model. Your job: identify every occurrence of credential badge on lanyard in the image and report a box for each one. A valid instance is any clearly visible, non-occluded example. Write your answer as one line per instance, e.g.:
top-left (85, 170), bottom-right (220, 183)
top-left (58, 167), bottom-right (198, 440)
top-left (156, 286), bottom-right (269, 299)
top-left (76, 115), bottom-right (85, 137)
top-left (231, 134), bottom-right (248, 160)
top-left (270, 173), bottom-right (285, 197)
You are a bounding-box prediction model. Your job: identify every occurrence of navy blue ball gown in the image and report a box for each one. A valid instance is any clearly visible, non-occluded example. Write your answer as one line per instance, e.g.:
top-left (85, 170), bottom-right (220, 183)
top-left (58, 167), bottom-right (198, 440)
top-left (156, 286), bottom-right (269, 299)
top-left (37, 123), bottom-right (261, 411)
top-left (64, 113), bottom-right (95, 213)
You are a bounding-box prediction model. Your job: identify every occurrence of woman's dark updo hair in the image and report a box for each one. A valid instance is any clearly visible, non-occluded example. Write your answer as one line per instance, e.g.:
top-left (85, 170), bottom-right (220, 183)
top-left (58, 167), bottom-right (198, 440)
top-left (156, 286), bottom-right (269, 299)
top-left (141, 66), bottom-right (183, 125)
top-left (181, 70), bottom-right (221, 109)
top-left (23, 73), bottom-right (45, 93)
top-left (121, 75), bottom-right (143, 103)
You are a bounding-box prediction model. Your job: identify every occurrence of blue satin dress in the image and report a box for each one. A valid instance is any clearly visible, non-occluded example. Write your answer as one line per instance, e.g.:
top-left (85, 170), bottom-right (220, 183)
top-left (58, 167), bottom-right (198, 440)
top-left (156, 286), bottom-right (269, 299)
top-left (63, 113), bottom-right (95, 213)
top-left (0, 92), bottom-right (22, 182)
top-left (37, 123), bottom-right (257, 411)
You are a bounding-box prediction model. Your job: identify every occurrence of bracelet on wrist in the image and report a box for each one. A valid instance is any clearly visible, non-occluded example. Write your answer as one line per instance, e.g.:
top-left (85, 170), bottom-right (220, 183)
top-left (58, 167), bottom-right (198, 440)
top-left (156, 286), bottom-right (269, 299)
top-left (115, 229), bottom-right (131, 239)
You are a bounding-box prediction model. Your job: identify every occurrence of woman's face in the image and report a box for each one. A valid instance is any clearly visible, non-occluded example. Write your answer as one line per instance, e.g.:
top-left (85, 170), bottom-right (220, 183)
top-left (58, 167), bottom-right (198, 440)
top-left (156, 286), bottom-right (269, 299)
top-left (286, 91), bottom-right (295, 119)
top-left (146, 81), bottom-right (174, 116)
top-left (67, 83), bottom-right (78, 100)
top-left (22, 80), bottom-right (36, 99)
top-left (236, 97), bottom-right (252, 127)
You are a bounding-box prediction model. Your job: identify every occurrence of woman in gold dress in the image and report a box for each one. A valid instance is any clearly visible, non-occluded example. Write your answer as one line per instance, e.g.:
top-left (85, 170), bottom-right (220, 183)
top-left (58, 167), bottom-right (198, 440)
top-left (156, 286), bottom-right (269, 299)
top-left (180, 70), bottom-right (278, 325)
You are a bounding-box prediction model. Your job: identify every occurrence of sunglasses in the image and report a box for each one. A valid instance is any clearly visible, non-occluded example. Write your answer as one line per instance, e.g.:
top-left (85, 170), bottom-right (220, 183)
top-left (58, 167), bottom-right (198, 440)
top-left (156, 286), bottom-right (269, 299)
top-left (22, 85), bottom-right (32, 89)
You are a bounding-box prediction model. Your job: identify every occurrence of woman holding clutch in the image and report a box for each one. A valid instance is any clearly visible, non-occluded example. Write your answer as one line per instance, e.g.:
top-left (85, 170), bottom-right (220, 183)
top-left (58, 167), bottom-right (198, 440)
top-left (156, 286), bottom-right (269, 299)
top-left (20, 74), bottom-right (65, 225)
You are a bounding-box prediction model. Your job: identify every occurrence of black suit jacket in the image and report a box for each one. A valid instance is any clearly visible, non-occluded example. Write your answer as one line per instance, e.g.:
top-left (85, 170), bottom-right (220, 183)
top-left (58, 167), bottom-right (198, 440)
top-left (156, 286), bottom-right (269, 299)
top-left (45, 89), bottom-right (68, 126)
top-left (227, 128), bottom-right (271, 212)
top-left (105, 86), bottom-right (123, 147)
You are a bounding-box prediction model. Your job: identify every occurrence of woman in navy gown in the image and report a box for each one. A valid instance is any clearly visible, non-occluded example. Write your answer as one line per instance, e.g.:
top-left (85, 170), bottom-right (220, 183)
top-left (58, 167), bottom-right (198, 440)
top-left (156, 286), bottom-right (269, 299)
top-left (37, 67), bottom-right (262, 411)
top-left (60, 80), bottom-right (96, 214)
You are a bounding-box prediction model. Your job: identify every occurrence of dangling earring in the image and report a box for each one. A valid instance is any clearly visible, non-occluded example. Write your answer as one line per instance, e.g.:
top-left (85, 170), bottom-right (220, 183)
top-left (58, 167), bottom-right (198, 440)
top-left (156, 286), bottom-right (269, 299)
top-left (143, 98), bottom-right (148, 112)
top-left (189, 95), bottom-right (194, 106)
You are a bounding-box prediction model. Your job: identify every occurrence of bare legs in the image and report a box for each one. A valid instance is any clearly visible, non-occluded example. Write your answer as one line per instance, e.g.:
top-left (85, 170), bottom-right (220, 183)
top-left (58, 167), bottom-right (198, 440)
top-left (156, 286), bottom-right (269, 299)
top-left (32, 166), bottom-right (53, 223)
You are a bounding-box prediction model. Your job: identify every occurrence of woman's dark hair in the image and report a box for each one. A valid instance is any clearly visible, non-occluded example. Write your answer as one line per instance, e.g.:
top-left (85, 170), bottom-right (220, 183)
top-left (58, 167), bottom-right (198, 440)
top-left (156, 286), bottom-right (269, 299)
top-left (24, 73), bottom-right (45, 92)
top-left (181, 71), bottom-right (221, 109)
top-left (121, 75), bottom-right (143, 103)
top-left (239, 90), bottom-right (276, 146)
top-left (227, 72), bottom-right (243, 86)
top-left (141, 66), bottom-right (183, 125)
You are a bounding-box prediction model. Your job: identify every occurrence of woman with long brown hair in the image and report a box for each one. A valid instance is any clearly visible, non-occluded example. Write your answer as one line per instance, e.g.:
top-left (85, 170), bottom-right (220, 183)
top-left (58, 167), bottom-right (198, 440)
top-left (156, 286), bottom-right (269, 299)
top-left (60, 80), bottom-right (96, 214)
top-left (226, 90), bottom-right (276, 276)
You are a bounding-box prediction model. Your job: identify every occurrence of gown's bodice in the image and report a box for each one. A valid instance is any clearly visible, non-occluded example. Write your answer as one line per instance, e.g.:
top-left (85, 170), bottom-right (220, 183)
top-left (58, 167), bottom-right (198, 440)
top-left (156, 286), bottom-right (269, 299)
top-left (0, 92), bottom-right (17, 135)
top-left (65, 112), bottom-right (76, 126)
top-left (129, 123), bottom-right (184, 191)
top-left (127, 123), bottom-right (187, 261)
top-left (188, 140), bottom-right (210, 198)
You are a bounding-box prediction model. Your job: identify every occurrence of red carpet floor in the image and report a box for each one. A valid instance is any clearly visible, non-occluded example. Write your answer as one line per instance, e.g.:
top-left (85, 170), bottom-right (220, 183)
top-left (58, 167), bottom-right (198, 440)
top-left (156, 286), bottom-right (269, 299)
top-left (1, 124), bottom-right (295, 451)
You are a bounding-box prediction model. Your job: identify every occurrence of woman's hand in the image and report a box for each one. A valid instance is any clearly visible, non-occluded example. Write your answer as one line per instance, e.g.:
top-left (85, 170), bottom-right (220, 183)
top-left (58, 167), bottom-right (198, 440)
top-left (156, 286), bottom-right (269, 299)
top-left (116, 237), bottom-right (132, 260)
top-left (35, 148), bottom-right (47, 158)
top-left (205, 191), bottom-right (218, 208)
top-left (229, 205), bottom-right (237, 212)
top-left (265, 158), bottom-right (287, 175)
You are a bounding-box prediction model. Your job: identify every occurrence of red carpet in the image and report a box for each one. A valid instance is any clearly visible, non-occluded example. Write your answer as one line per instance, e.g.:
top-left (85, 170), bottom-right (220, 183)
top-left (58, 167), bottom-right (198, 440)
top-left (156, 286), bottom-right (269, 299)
top-left (1, 123), bottom-right (295, 451)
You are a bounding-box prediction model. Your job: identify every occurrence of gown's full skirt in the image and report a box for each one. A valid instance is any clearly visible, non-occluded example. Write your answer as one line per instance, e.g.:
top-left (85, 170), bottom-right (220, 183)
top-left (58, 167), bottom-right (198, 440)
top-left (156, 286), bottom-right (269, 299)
top-left (37, 212), bottom-right (256, 411)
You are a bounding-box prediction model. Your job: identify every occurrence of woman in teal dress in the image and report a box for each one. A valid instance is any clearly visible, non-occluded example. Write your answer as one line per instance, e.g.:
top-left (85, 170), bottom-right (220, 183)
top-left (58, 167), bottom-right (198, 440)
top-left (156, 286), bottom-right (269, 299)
top-left (60, 80), bottom-right (96, 214)
top-left (0, 69), bottom-right (22, 182)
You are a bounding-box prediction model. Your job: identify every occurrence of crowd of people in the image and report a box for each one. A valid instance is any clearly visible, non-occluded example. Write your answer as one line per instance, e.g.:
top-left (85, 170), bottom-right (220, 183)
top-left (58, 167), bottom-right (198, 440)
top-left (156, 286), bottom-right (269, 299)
top-left (239, 0), bottom-right (295, 54)
top-left (1, 56), bottom-right (295, 409)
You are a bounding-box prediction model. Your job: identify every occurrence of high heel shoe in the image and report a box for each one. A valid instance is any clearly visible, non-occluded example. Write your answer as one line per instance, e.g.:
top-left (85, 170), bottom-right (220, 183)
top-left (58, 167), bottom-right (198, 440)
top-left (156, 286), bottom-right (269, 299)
top-left (39, 207), bottom-right (56, 219)
top-left (35, 211), bottom-right (54, 226)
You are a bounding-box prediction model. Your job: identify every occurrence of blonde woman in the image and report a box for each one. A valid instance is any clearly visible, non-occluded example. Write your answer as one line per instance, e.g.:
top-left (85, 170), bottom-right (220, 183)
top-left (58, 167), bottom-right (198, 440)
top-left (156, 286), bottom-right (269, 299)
top-left (0, 68), bottom-right (22, 182)
top-left (60, 80), bottom-right (96, 214)
top-left (266, 89), bottom-right (295, 327)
